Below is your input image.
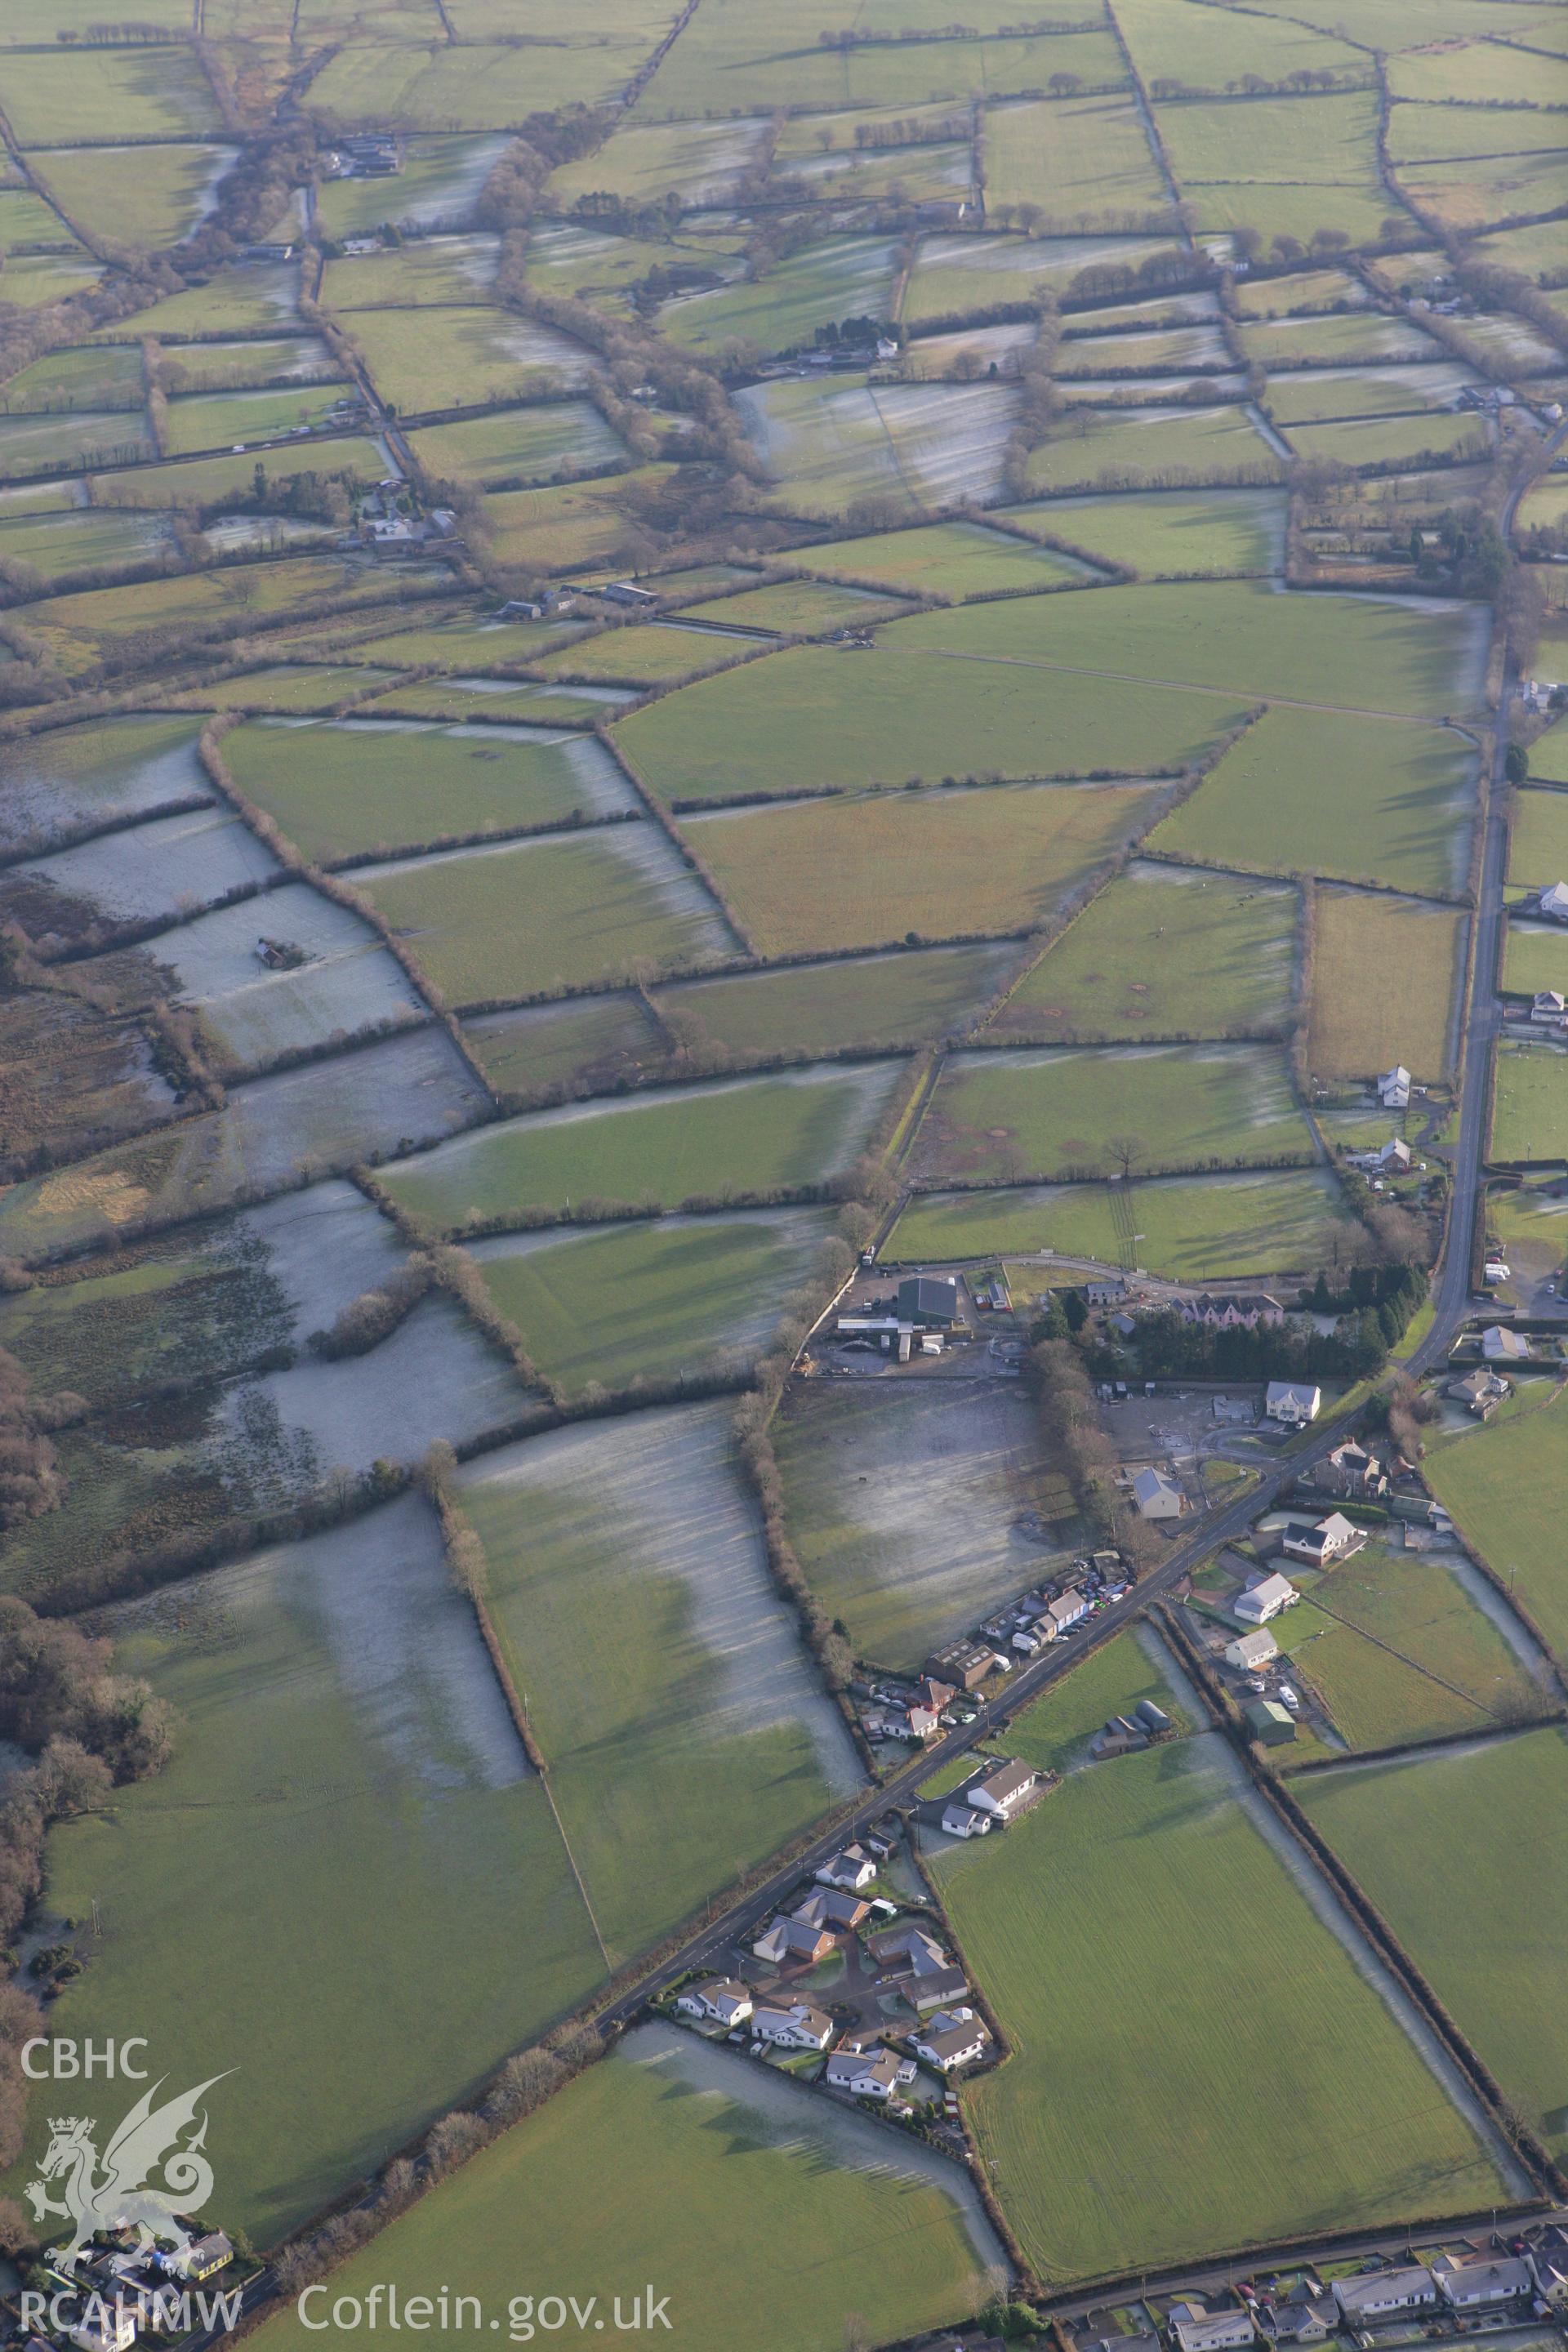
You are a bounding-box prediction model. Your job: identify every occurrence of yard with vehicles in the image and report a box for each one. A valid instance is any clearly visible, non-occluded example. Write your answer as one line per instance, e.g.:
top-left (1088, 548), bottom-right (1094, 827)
top-left (937, 1720), bottom-right (1503, 2283)
top-left (888, 1166), bottom-right (1356, 1279)
top-left (1302, 1728), bottom-right (1568, 2166)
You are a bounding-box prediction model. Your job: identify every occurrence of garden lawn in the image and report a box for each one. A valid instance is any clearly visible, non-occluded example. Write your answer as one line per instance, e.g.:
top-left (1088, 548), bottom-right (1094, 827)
top-left (1151, 706), bottom-right (1477, 897)
top-left (379, 1062), bottom-right (906, 1228)
top-left (616, 632), bottom-right (1248, 805)
top-left (939, 1731), bottom-right (1502, 2282)
top-left (1509, 788), bottom-right (1568, 883)
top-left (1301, 1729), bottom-right (1568, 2166)
top-left (224, 719), bottom-right (635, 863)
top-left (1425, 1382), bottom-right (1568, 1657)
top-left (996, 1627), bottom-right (1192, 1777)
top-left (655, 942), bottom-right (1015, 1059)
top-left (1000, 488), bottom-right (1286, 577)
top-left (454, 1404), bottom-right (861, 1962)
top-left (470, 1207), bottom-right (830, 1397)
top-left (252, 2025), bottom-right (993, 2352)
top-left (35, 1500), bottom-right (605, 2245)
top-left (777, 1378), bottom-right (1079, 1673)
top-left (908, 1042), bottom-right (1314, 1183)
top-left (1490, 1040), bottom-right (1568, 1163)
top-left (996, 862), bottom-right (1297, 1040)
top-left (354, 827), bottom-right (733, 1003)
top-left (681, 780), bottom-right (1166, 956)
top-left (1307, 889), bottom-right (1464, 1084)
top-left (888, 1167), bottom-right (1354, 1279)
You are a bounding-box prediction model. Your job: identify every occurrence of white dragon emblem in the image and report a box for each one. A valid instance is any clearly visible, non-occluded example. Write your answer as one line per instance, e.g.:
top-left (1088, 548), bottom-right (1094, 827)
top-left (24, 2074), bottom-right (232, 2269)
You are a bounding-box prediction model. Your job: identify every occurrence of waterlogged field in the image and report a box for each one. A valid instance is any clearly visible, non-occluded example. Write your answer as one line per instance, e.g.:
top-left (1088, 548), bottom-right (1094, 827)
top-left (1307, 889), bottom-right (1464, 1084)
top-left (379, 1062), bottom-right (906, 1230)
top-left (1303, 1731), bottom-right (1568, 2166)
top-left (938, 1728), bottom-right (1501, 2281)
top-left (778, 1379), bottom-right (1077, 1672)
top-left (455, 1404), bottom-right (862, 1960)
top-left (996, 863), bottom-right (1297, 1041)
top-left (255, 2023), bottom-right (996, 2352)
top-left (1152, 707), bottom-right (1477, 897)
top-left (354, 826), bottom-right (735, 1004)
top-left (224, 719), bottom-right (637, 863)
top-left (470, 1206), bottom-right (833, 1398)
top-left (683, 780), bottom-right (1166, 957)
top-left (736, 375), bottom-right (1018, 514)
top-left (908, 1043), bottom-right (1314, 1184)
top-left (0, 807), bottom-right (280, 947)
top-left (0, 714), bottom-right (209, 857)
top-left (888, 1167), bottom-right (1355, 1278)
top-left (38, 1501), bottom-right (606, 2243)
top-left (1426, 1384), bottom-right (1568, 1659)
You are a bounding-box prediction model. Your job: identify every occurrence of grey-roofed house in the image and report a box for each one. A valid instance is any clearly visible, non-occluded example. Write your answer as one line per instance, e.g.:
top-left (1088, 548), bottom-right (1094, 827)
top-left (1432, 2256), bottom-right (1531, 2309)
top-left (1168, 2310), bottom-right (1255, 2352)
top-left (1133, 1466), bottom-right (1186, 1520)
top-left (824, 2044), bottom-right (902, 2100)
top-left (968, 1757), bottom-right (1040, 1821)
top-left (1331, 2268), bottom-right (1437, 2321)
top-left (911, 2019), bottom-right (990, 2073)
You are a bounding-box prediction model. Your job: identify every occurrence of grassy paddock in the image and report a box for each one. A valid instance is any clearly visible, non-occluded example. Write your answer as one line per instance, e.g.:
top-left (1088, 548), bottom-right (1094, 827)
top-left (1490, 1040), bottom-right (1568, 1164)
top-left (1307, 889), bottom-right (1465, 1084)
top-left (655, 941), bottom-right (1014, 1058)
top-left (1426, 1383), bottom-right (1568, 1656)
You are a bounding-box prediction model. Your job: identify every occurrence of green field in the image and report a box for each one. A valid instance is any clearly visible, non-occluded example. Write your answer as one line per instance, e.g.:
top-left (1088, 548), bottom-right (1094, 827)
top-left (549, 114), bottom-right (767, 210)
top-left (0, 341), bottom-right (145, 413)
top-left (908, 1042), bottom-right (1314, 1183)
top-left (1490, 1040), bottom-right (1568, 1163)
top-left (661, 236), bottom-right (898, 358)
top-left (37, 1502), bottom-right (605, 2244)
top-left (0, 506), bottom-right (171, 581)
top-left (356, 828), bottom-right (733, 1004)
top-left (777, 1377), bottom-right (1077, 1671)
top-left (1285, 413), bottom-right (1489, 470)
top-left (455, 1403), bottom-right (860, 1959)
top-left (984, 95), bottom-right (1170, 229)
top-left (381, 1062), bottom-right (905, 1229)
top-left (162, 383), bottom-right (350, 456)
top-left (1264, 365), bottom-right (1475, 427)
top-left (461, 992), bottom-right (666, 1101)
top-left (676, 577), bottom-right (911, 632)
top-left (0, 408), bottom-right (152, 479)
top-left (1501, 922), bottom-right (1568, 999)
top-left (1275, 1546), bottom-right (1539, 1748)
top-left (90, 435), bottom-right (387, 509)
top-left (655, 941), bottom-right (1015, 1059)
top-left (996, 862), bottom-right (1297, 1040)
top-left (889, 1165), bottom-right (1355, 1277)
top-left (2, 46), bottom-right (219, 140)
top-left (320, 234), bottom-right (501, 310)
top-left (471, 1208), bottom-right (830, 1398)
top-left (534, 623), bottom-right (743, 684)
top-left (408, 400), bottom-right (628, 490)
top-left (938, 1726), bottom-right (1501, 2282)
top-left (1509, 787), bottom-right (1568, 882)
top-left (346, 305), bottom-right (598, 416)
top-left (1237, 312), bottom-right (1440, 368)
top-left (902, 229), bottom-right (1186, 323)
top-left (482, 465), bottom-right (679, 570)
top-left (1152, 706), bottom-right (1477, 896)
top-left (1526, 725), bottom-right (1568, 788)
top-left (1426, 1383), bottom-right (1568, 1656)
top-left (314, 133), bottom-right (511, 238)
top-left (29, 143), bottom-right (234, 251)
top-left (224, 719), bottom-right (632, 864)
top-left (1116, 0), bottom-right (1366, 91)
top-left (180, 664), bottom-right (402, 714)
top-left (1307, 889), bottom-right (1464, 1083)
top-left (1000, 488), bottom-right (1286, 577)
top-left (1302, 1730), bottom-right (1568, 2165)
top-left (768, 518), bottom-right (1087, 599)
top-left (996, 1627), bottom-right (1192, 1777)
top-left (90, 264), bottom-right (301, 341)
top-left (254, 2025), bottom-right (994, 2352)
top-left (1022, 406), bottom-right (1283, 494)
top-left (616, 620), bottom-right (1252, 807)
top-left (683, 779), bottom-right (1166, 956)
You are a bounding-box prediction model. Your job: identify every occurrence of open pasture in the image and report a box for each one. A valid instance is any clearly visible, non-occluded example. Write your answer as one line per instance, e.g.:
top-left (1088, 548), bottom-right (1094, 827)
top-left (1022, 405), bottom-right (1283, 493)
top-left (0, 713), bottom-right (208, 858)
top-left (1502, 922), bottom-right (1568, 1000)
top-left (481, 465), bottom-right (679, 571)
top-left (20, 552), bottom-right (394, 666)
top-left (996, 862), bottom-right (1297, 1041)
top-left (408, 401), bottom-right (627, 491)
top-left (0, 408), bottom-right (151, 480)
top-left (320, 234), bottom-right (501, 310)
top-left (938, 1728), bottom-right (1502, 2282)
top-left (379, 1061), bottom-right (905, 1231)
top-left (29, 145), bottom-right (234, 252)
top-left (180, 665), bottom-right (403, 715)
top-left (153, 337), bottom-right (343, 394)
top-left (683, 779), bottom-right (1165, 957)
top-left (1114, 0), bottom-right (1367, 90)
top-left (656, 941), bottom-right (1015, 1061)
top-left (2, 46), bottom-right (219, 141)
top-left (1525, 725), bottom-right (1568, 786)
top-left (456, 1402), bottom-right (862, 1959)
top-left (305, 39), bottom-right (658, 130)
top-left (39, 1500), bottom-right (604, 2243)
top-left (549, 116), bottom-right (768, 212)
top-left (773, 136), bottom-right (975, 210)
top-left (1001, 487), bottom-right (1285, 576)
top-left (1151, 706), bottom-right (1478, 898)
top-left (1054, 323), bottom-right (1232, 376)
top-left (346, 305), bottom-right (599, 416)
top-left (1302, 1730), bottom-right (1568, 2167)
top-left (89, 435), bottom-right (387, 509)
top-left (470, 1206), bottom-right (831, 1399)
top-left (674, 578), bottom-right (907, 632)
top-left (354, 826), bottom-right (734, 1004)
top-left (225, 718), bottom-right (635, 864)
top-left (462, 992), bottom-right (666, 1102)
top-left (533, 623), bottom-right (746, 684)
top-left (1263, 363), bottom-right (1480, 426)
top-left (0, 186), bottom-right (79, 252)
top-left (1508, 786), bottom-right (1568, 882)
top-left (1426, 1383), bottom-right (1568, 1658)
top-left (889, 1165), bottom-right (1353, 1278)
top-left (1395, 149), bottom-right (1568, 234)
top-left (0, 256), bottom-right (100, 310)
top-left (0, 343), bottom-right (145, 415)
top-left (1156, 89), bottom-right (1383, 188)
top-left (616, 619), bottom-right (1250, 807)
top-left (1490, 1040), bottom-right (1568, 1164)
top-left (0, 1025), bottom-right (488, 1262)
top-left (777, 1376), bottom-right (1076, 1672)
top-left (1388, 40), bottom-right (1568, 106)
top-left (1237, 313), bottom-right (1444, 368)
top-left (252, 2022), bottom-right (995, 2352)
top-left (777, 517), bottom-right (1089, 598)
top-left (89, 263), bottom-right (301, 341)
top-left (984, 95), bottom-right (1170, 228)
top-left (162, 382), bottom-right (351, 456)
top-left (314, 135), bottom-right (512, 238)
top-left (1232, 266), bottom-right (1372, 319)
top-left (1307, 889), bottom-right (1464, 1084)
top-left (908, 1040), bottom-right (1312, 1183)
top-left (903, 229), bottom-right (1187, 323)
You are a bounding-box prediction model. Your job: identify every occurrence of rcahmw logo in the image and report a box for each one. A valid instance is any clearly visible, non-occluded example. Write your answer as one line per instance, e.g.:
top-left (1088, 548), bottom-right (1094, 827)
top-left (22, 2065), bottom-right (234, 2270)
